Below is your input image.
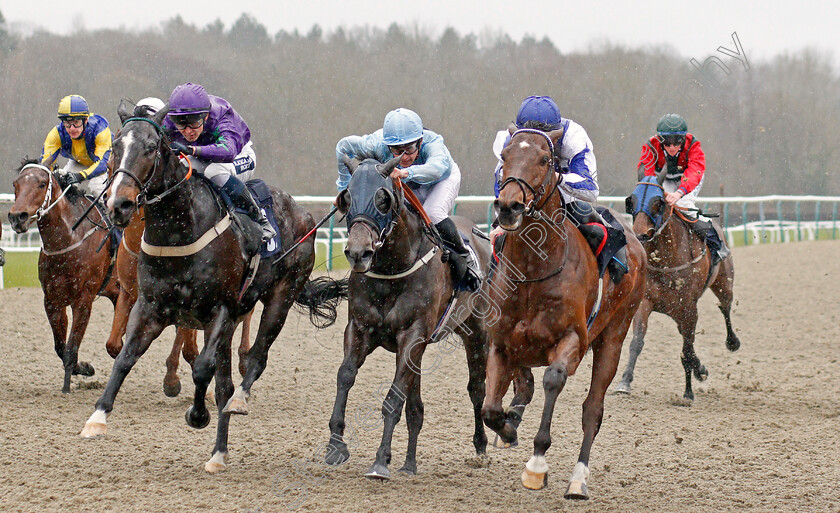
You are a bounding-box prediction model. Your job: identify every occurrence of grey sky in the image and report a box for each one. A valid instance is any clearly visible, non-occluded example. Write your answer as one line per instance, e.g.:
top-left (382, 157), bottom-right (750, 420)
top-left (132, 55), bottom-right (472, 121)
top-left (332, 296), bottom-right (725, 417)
top-left (3, 1), bottom-right (839, 63)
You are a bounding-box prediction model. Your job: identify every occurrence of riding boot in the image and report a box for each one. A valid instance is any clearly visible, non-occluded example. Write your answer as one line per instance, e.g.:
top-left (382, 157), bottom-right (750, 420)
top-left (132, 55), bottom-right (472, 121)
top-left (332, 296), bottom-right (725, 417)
top-left (691, 217), bottom-right (729, 266)
top-left (435, 217), bottom-right (482, 292)
top-left (222, 176), bottom-right (277, 243)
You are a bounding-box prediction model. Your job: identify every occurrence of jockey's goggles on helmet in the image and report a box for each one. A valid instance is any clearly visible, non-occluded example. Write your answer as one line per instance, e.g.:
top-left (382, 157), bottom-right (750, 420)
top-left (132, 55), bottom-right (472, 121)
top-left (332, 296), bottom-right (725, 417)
top-left (170, 114), bottom-right (206, 130)
top-left (658, 134), bottom-right (685, 147)
top-left (60, 117), bottom-right (85, 128)
top-left (388, 141), bottom-right (419, 157)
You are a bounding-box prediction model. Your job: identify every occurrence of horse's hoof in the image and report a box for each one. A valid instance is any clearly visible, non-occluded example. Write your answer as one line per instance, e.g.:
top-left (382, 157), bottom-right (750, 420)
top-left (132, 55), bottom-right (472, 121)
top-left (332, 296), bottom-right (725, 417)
top-left (74, 362), bottom-right (95, 376)
top-left (163, 380), bottom-right (181, 398)
top-left (222, 397), bottom-right (248, 415)
top-left (185, 405), bottom-right (211, 429)
top-left (726, 336), bottom-right (741, 352)
top-left (492, 433), bottom-right (518, 449)
top-left (80, 421), bottom-right (107, 438)
top-left (694, 365), bottom-right (709, 382)
top-left (397, 464), bottom-right (416, 476)
top-left (364, 464), bottom-right (390, 480)
top-left (205, 452), bottom-right (228, 474)
top-left (324, 444), bottom-right (350, 466)
top-left (614, 382), bottom-right (632, 394)
top-left (521, 468), bottom-right (547, 490)
top-left (564, 480), bottom-right (590, 500)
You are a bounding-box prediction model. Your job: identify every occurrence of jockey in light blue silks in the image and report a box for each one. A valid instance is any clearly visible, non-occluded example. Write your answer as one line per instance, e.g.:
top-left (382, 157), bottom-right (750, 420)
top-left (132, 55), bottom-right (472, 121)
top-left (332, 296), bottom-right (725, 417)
top-left (336, 108), bottom-right (482, 292)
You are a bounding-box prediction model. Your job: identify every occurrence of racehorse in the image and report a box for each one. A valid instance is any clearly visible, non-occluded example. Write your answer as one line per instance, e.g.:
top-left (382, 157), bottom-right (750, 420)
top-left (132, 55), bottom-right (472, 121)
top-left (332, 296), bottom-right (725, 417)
top-left (485, 126), bottom-right (646, 499)
top-left (324, 156), bottom-right (492, 479)
top-left (615, 171), bottom-right (740, 400)
top-left (9, 159), bottom-right (120, 393)
top-left (79, 105), bottom-right (345, 473)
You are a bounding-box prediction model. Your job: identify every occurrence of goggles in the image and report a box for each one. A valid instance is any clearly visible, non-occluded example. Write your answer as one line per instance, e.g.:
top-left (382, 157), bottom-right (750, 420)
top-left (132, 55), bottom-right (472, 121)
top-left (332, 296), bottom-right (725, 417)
top-left (388, 142), bottom-right (420, 157)
top-left (170, 114), bottom-right (206, 130)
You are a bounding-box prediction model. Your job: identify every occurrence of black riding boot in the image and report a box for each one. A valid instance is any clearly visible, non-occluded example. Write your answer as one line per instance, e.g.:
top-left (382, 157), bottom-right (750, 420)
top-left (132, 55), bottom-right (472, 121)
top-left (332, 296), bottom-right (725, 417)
top-left (435, 217), bottom-right (482, 292)
top-left (222, 176), bottom-right (277, 243)
top-left (691, 218), bottom-right (729, 265)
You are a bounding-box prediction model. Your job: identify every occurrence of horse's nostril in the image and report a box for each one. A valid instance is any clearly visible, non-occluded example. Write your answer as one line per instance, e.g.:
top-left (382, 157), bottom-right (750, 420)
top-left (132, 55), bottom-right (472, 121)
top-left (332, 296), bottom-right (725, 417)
top-left (361, 250), bottom-right (374, 261)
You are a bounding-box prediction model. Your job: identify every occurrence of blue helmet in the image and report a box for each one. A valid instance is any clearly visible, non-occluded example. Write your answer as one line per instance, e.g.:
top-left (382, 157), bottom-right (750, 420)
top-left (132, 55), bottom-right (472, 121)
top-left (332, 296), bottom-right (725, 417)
top-left (383, 108), bottom-right (423, 146)
top-left (168, 83), bottom-right (211, 116)
top-left (57, 94), bottom-right (90, 119)
top-left (515, 95), bottom-right (562, 129)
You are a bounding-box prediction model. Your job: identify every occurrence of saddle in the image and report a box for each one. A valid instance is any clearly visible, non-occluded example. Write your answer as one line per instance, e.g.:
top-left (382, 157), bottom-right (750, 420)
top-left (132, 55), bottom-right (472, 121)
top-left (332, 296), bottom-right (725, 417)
top-left (204, 176), bottom-right (282, 259)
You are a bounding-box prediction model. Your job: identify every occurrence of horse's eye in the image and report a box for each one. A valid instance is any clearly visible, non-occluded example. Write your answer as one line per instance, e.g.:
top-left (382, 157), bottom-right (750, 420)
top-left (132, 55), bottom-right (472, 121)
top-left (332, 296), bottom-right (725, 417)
top-left (146, 143), bottom-right (157, 153)
top-left (38, 182), bottom-right (47, 189)
top-left (542, 155), bottom-right (550, 165)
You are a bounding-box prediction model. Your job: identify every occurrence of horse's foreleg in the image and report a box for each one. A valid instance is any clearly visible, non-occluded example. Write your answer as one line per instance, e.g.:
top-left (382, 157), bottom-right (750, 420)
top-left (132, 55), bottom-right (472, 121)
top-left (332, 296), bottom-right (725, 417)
top-left (522, 332), bottom-right (578, 491)
top-left (187, 307), bottom-right (234, 430)
top-left (80, 305), bottom-right (165, 438)
top-left (226, 287), bottom-right (295, 415)
top-left (163, 328), bottom-right (190, 397)
top-left (105, 286), bottom-right (133, 359)
top-left (710, 262), bottom-right (740, 352)
top-left (615, 299), bottom-right (653, 394)
top-left (63, 299), bottom-right (95, 393)
top-left (237, 309), bottom-right (253, 377)
top-left (44, 298), bottom-right (68, 362)
top-left (205, 320), bottom-right (237, 473)
top-left (677, 307), bottom-right (704, 401)
top-left (365, 334), bottom-right (423, 481)
top-left (481, 344), bottom-right (516, 448)
top-left (564, 329), bottom-right (625, 500)
top-left (460, 326), bottom-right (488, 456)
top-left (325, 322), bottom-right (370, 467)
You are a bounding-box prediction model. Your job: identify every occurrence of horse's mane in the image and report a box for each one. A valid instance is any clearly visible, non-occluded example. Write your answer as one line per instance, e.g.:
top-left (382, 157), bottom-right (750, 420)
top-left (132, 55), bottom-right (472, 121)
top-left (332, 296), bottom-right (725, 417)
top-left (16, 157), bottom-right (86, 205)
top-left (521, 120), bottom-right (560, 132)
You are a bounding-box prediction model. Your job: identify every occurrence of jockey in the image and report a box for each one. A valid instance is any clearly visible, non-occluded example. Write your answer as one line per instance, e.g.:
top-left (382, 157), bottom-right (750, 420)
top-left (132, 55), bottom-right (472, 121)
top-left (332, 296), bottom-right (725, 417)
top-left (638, 113), bottom-right (729, 264)
top-left (162, 82), bottom-right (276, 243)
top-left (336, 108), bottom-right (482, 292)
top-left (41, 94), bottom-right (112, 197)
top-left (492, 95), bottom-right (601, 238)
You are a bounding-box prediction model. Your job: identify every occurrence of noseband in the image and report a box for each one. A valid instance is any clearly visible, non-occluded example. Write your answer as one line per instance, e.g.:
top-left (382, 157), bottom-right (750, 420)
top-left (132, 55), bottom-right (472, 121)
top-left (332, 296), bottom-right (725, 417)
top-left (20, 163), bottom-right (69, 222)
top-left (498, 129), bottom-right (561, 219)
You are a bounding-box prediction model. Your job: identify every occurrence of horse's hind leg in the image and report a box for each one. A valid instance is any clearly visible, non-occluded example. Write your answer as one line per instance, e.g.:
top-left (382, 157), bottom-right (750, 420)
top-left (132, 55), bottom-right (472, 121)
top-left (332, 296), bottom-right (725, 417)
top-left (163, 328), bottom-right (192, 397)
top-left (237, 310), bottom-right (253, 377)
top-left (105, 286), bottom-right (132, 359)
top-left (710, 259), bottom-right (740, 352)
top-left (205, 322), bottom-right (237, 473)
top-left (481, 344), bottom-right (517, 447)
top-left (80, 305), bottom-right (166, 438)
top-left (63, 298), bottom-right (96, 393)
top-left (45, 299), bottom-right (68, 363)
top-left (460, 326), bottom-right (489, 456)
top-left (325, 322), bottom-right (372, 466)
top-left (615, 299), bottom-right (653, 394)
top-left (677, 306), bottom-right (705, 401)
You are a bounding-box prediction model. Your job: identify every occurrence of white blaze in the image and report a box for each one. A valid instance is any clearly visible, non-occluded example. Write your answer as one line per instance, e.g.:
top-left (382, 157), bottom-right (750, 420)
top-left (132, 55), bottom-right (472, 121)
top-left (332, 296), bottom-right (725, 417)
top-left (106, 132), bottom-right (135, 210)
top-left (518, 141), bottom-right (531, 149)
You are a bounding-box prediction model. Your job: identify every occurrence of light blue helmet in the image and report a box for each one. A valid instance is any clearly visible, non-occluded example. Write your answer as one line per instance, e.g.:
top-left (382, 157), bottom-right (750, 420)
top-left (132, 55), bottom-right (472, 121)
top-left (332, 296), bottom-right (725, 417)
top-left (382, 108), bottom-right (423, 146)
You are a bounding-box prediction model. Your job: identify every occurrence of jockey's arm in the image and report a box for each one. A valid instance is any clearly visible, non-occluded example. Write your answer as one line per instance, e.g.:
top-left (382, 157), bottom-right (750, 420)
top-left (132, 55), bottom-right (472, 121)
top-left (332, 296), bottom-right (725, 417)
top-left (78, 127), bottom-right (113, 179)
top-left (335, 133), bottom-right (389, 191)
top-left (404, 135), bottom-right (451, 185)
top-left (677, 139), bottom-right (706, 196)
top-left (558, 126), bottom-right (598, 203)
top-left (40, 127), bottom-right (62, 168)
top-left (192, 127), bottom-right (245, 163)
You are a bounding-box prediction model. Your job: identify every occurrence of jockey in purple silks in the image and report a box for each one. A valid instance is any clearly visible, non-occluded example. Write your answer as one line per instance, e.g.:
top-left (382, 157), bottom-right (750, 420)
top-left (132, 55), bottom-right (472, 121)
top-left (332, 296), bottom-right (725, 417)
top-left (162, 82), bottom-right (275, 242)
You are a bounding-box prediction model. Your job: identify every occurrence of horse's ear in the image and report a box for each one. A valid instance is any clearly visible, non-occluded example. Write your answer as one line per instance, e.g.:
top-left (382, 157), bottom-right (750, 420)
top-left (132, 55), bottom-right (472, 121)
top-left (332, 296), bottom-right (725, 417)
top-left (548, 128), bottom-right (565, 147)
top-left (507, 123), bottom-right (518, 135)
top-left (655, 166), bottom-right (667, 185)
top-left (377, 156), bottom-right (401, 178)
top-left (637, 165), bottom-right (646, 181)
top-left (342, 154), bottom-right (360, 175)
top-left (153, 105), bottom-right (169, 126)
top-left (335, 189), bottom-right (350, 215)
top-left (625, 195), bottom-right (636, 215)
top-left (117, 99), bottom-right (132, 124)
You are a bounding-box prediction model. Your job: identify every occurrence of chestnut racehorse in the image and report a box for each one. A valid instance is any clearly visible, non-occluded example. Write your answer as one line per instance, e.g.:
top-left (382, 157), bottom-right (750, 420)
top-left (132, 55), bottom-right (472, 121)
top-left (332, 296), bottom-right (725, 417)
top-left (105, 207), bottom-right (254, 397)
top-left (9, 159), bottom-right (120, 393)
top-left (615, 173), bottom-right (740, 400)
top-left (485, 126), bottom-right (646, 499)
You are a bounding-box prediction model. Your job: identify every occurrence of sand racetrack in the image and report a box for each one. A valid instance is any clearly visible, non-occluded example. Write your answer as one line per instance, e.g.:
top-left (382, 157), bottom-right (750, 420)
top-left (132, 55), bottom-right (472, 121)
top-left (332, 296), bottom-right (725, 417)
top-left (0, 240), bottom-right (838, 512)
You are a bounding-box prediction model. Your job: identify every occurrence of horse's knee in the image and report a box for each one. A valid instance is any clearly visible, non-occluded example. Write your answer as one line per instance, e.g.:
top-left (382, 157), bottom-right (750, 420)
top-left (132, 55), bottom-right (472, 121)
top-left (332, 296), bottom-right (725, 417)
top-left (336, 363), bottom-right (358, 388)
top-left (192, 356), bottom-right (215, 383)
top-left (482, 405), bottom-right (505, 431)
top-left (543, 364), bottom-right (567, 394)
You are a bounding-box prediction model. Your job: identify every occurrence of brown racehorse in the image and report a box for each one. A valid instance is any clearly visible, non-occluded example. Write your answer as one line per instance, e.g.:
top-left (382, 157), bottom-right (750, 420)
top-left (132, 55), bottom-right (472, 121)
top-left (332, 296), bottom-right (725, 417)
top-left (9, 159), bottom-right (120, 393)
top-left (105, 206), bottom-right (254, 397)
top-left (615, 173), bottom-right (740, 400)
top-left (484, 126), bottom-right (646, 500)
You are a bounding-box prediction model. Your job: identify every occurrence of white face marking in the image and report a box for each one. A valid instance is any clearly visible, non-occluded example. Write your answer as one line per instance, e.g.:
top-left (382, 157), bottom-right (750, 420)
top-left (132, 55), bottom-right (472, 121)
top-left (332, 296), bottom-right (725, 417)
top-left (106, 132), bottom-right (135, 210)
top-left (519, 141), bottom-right (531, 149)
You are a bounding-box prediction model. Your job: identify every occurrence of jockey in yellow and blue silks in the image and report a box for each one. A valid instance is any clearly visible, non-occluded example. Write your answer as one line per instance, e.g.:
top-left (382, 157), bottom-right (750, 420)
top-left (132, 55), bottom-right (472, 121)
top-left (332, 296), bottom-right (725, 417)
top-left (41, 94), bottom-right (112, 197)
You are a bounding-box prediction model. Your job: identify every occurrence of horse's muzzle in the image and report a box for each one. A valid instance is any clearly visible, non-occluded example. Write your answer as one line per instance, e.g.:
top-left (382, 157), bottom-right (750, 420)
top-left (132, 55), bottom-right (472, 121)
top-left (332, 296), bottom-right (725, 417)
top-left (495, 199), bottom-right (525, 231)
top-left (110, 197), bottom-right (136, 228)
top-left (8, 211), bottom-right (31, 233)
top-left (345, 246), bottom-right (375, 273)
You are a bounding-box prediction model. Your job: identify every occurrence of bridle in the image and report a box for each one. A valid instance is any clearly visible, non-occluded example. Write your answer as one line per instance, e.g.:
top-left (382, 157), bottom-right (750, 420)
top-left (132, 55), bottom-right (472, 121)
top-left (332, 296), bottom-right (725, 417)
top-left (498, 129), bottom-right (563, 224)
top-left (20, 163), bottom-right (70, 223)
top-left (630, 180), bottom-right (669, 243)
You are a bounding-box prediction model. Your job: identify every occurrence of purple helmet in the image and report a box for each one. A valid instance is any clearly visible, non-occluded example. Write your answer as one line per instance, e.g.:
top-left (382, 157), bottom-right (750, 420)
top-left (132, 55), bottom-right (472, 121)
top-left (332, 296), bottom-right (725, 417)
top-left (168, 83), bottom-right (211, 115)
top-left (515, 95), bottom-right (562, 129)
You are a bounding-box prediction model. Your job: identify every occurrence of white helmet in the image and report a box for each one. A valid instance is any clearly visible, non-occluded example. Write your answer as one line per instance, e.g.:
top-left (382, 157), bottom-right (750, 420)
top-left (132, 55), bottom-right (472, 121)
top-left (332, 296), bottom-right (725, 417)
top-left (136, 97), bottom-right (165, 114)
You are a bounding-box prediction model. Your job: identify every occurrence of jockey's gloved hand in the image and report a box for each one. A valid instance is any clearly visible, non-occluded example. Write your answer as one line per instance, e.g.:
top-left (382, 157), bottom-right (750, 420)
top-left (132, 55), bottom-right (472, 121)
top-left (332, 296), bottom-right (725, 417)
top-left (57, 171), bottom-right (84, 189)
top-left (171, 141), bottom-right (193, 156)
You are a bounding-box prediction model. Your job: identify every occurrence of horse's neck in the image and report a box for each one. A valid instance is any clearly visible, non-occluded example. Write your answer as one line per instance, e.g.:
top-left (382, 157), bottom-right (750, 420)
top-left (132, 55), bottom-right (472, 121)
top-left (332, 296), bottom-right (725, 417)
top-left (143, 176), bottom-right (221, 245)
top-left (372, 210), bottom-right (428, 274)
top-left (123, 209), bottom-right (145, 251)
top-left (650, 216), bottom-right (697, 264)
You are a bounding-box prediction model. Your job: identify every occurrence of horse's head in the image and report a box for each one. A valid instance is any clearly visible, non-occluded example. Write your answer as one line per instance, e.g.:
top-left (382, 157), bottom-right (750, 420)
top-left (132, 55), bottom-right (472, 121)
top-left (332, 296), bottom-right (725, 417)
top-left (625, 169), bottom-right (669, 241)
top-left (9, 159), bottom-right (58, 233)
top-left (336, 155), bottom-right (402, 272)
top-left (106, 102), bottom-right (174, 227)
top-left (495, 124), bottom-right (564, 230)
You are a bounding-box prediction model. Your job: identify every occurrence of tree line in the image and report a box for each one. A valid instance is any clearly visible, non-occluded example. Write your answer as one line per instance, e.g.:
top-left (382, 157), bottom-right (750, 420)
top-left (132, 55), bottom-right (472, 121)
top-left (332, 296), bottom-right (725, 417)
top-left (1, 12), bottom-right (837, 205)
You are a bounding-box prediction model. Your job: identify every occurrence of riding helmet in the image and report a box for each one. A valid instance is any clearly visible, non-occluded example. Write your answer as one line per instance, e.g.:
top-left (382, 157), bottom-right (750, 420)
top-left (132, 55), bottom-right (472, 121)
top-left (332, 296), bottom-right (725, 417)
top-left (515, 95), bottom-right (562, 129)
top-left (382, 108), bottom-right (423, 146)
top-left (656, 113), bottom-right (688, 134)
top-left (57, 95), bottom-right (90, 119)
top-left (168, 83), bottom-right (211, 115)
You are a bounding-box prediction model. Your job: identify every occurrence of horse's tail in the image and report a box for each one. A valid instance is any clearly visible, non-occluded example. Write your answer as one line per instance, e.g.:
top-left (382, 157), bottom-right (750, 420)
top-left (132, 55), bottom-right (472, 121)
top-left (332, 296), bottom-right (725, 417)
top-left (295, 276), bottom-right (349, 329)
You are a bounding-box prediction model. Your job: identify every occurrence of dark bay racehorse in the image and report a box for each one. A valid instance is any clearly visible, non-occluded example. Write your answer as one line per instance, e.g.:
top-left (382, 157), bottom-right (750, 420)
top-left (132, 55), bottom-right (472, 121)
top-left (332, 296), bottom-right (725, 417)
top-left (486, 127), bottom-right (646, 499)
top-left (616, 173), bottom-right (740, 400)
top-left (9, 159), bottom-right (120, 393)
top-left (324, 157), bottom-right (491, 479)
top-left (79, 106), bottom-right (345, 473)
top-left (105, 206), bottom-right (254, 397)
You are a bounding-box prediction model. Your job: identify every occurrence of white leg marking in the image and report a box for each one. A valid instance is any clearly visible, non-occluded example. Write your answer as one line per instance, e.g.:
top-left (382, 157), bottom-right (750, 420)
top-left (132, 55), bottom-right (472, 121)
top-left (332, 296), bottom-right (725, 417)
top-left (570, 461), bottom-right (590, 483)
top-left (205, 451), bottom-right (229, 473)
top-left (88, 409), bottom-right (107, 425)
top-left (526, 455), bottom-right (548, 473)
